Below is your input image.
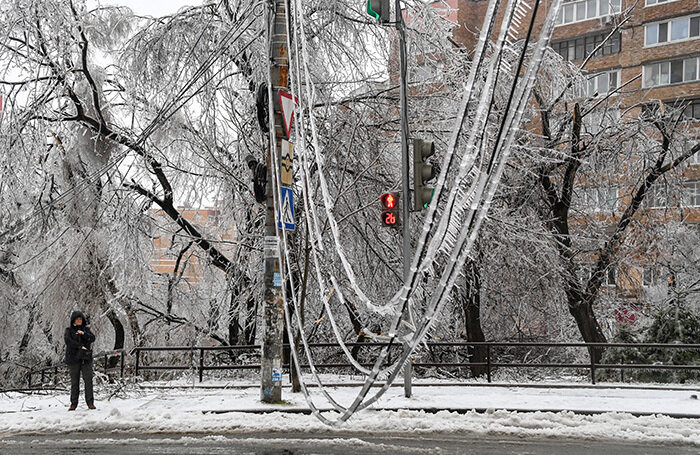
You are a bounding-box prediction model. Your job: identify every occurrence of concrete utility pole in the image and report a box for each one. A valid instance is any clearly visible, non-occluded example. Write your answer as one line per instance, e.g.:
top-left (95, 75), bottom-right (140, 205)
top-left (261, 0), bottom-right (289, 403)
top-left (396, 0), bottom-right (412, 399)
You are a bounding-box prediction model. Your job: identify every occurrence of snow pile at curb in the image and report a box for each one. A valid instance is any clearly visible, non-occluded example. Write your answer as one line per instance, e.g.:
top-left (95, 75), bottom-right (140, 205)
top-left (0, 389), bottom-right (699, 445)
top-left (1, 405), bottom-right (699, 446)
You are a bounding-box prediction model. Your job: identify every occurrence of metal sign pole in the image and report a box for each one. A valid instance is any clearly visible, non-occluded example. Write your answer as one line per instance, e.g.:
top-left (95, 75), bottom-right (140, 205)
top-left (261, 0), bottom-right (289, 404)
top-left (396, 0), bottom-right (412, 399)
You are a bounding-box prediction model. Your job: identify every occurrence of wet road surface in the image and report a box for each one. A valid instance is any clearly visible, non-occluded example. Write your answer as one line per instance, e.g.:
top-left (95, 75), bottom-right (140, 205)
top-left (1, 431), bottom-right (697, 454)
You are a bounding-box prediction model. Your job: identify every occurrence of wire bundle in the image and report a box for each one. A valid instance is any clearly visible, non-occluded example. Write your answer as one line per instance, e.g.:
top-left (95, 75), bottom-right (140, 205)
top-left (262, 0), bottom-right (564, 425)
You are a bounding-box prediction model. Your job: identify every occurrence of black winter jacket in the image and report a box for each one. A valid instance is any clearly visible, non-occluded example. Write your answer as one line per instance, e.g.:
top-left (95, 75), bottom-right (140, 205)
top-left (64, 311), bottom-right (96, 365)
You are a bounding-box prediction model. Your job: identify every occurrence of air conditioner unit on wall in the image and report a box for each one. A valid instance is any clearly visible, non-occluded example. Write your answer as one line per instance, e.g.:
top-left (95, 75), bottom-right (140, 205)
top-left (600, 15), bottom-right (614, 26)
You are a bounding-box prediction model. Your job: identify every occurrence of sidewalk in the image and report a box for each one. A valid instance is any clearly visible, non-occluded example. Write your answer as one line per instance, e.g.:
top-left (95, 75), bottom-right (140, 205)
top-left (1, 382), bottom-right (699, 445)
top-left (130, 379), bottom-right (700, 417)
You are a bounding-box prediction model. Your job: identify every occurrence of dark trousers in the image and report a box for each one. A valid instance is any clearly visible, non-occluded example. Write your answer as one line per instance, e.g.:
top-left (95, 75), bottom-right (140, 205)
top-left (68, 361), bottom-right (94, 406)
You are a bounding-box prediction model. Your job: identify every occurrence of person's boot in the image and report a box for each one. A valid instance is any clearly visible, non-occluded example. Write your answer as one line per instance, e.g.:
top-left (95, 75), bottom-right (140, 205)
top-left (88, 404), bottom-right (96, 410)
top-left (68, 405), bottom-right (77, 411)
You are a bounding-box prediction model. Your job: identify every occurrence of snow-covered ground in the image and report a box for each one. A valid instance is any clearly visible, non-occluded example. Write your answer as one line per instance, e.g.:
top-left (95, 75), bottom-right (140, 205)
top-left (1, 381), bottom-right (699, 446)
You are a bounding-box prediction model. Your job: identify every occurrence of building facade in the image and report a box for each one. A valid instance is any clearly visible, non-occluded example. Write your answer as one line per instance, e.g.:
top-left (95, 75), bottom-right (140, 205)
top-left (150, 203), bottom-right (235, 283)
top-left (447, 0), bottom-right (700, 119)
top-left (425, 0), bottom-right (700, 302)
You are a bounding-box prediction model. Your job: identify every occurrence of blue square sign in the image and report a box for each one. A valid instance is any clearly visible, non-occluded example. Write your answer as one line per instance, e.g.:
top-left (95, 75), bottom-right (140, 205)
top-left (278, 186), bottom-right (295, 231)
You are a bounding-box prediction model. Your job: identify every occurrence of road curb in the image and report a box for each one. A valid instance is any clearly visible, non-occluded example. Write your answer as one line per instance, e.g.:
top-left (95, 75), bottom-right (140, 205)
top-left (145, 381), bottom-right (700, 392)
top-left (202, 406), bottom-right (700, 419)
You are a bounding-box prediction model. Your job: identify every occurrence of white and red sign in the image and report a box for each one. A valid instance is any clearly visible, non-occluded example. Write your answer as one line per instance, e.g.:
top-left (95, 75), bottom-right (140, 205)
top-left (278, 90), bottom-right (298, 138)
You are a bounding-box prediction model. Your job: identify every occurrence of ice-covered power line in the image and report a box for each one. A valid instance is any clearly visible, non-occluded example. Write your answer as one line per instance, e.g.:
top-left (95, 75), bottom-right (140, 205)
top-left (268, 0), bottom-right (563, 425)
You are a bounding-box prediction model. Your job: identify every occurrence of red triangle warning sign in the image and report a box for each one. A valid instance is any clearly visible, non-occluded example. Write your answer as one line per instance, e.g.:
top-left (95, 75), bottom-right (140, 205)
top-left (279, 90), bottom-right (298, 138)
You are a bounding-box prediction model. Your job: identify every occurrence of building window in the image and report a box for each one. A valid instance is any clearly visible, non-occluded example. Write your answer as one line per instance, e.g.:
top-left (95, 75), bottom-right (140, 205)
top-left (684, 181), bottom-right (700, 207)
top-left (552, 31), bottom-right (621, 61)
top-left (581, 266), bottom-right (616, 287)
top-left (688, 137), bottom-right (700, 164)
top-left (693, 223), bottom-right (700, 237)
top-left (645, 15), bottom-right (700, 46)
top-left (646, 0), bottom-right (680, 7)
top-left (586, 70), bottom-right (619, 97)
top-left (597, 267), bottom-right (617, 287)
top-left (557, 0), bottom-right (622, 26)
top-left (583, 108), bottom-right (620, 134)
top-left (683, 99), bottom-right (700, 121)
top-left (643, 99), bottom-right (700, 121)
top-left (642, 266), bottom-right (663, 287)
top-left (644, 184), bottom-right (669, 208)
top-left (409, 61), bottom-right (443, 83)
top-left (643, 57), bottom-right (700, 88)
top-left (640, 103), bottom-right (658, 119)
top-left (571, 70), bottom-right (620, 98)
top-left (576, 186), bottom-right (618, 211)
top-left (207, 214), bottom-right (220, 226)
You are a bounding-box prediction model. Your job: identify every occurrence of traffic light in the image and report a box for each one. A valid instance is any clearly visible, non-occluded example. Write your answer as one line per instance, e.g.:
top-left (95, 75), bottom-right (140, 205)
top-left (380, 192), bottom-right (399, 227)
top-left (366, 0), bottom-right (390, 23)
top-left (413, 139), bottom-right (436, 210)
top-left (245, 154), bottom-right (267, 203)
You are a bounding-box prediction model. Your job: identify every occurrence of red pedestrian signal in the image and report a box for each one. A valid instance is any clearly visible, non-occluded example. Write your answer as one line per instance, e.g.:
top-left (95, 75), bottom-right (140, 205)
top-left (381, 193), bottom-right (397, 209)
top-left (380, 192), bottom-right (399, 227)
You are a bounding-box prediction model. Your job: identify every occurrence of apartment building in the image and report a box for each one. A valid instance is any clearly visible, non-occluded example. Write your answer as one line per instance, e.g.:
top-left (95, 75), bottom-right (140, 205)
top-left (420, 0), bottom-right (700, 299)
top-left (441, 0), bottom-right (700, 117)
top-left (548, 0), bottom-right (700, 298)
top-left (150, 203), bottom-right (235, 283)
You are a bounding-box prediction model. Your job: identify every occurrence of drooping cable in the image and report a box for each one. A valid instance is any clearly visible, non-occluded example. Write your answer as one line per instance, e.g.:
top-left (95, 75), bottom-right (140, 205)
top-left (278, 0), bottom-right (529, 423)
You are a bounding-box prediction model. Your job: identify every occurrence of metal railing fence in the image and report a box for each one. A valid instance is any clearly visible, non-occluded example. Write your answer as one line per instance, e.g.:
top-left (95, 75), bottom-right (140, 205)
top-left (24, 342), bottom-right (700, 389)
top-left (26, 349), bottom-right (126, 389)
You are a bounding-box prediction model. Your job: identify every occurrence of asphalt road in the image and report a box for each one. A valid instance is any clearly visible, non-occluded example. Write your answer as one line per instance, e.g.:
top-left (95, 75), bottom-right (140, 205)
top-left (1, 432), bottom-right (697, 455)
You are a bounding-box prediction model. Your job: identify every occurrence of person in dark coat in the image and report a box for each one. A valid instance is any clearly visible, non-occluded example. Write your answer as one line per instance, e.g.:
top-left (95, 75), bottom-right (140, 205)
top-left (64, 310), bottom-right (96, 410)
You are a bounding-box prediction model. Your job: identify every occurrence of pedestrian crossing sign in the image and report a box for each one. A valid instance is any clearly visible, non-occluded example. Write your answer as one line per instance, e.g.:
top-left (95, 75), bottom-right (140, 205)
top-left (278, 186), bottom-right (295, 231)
